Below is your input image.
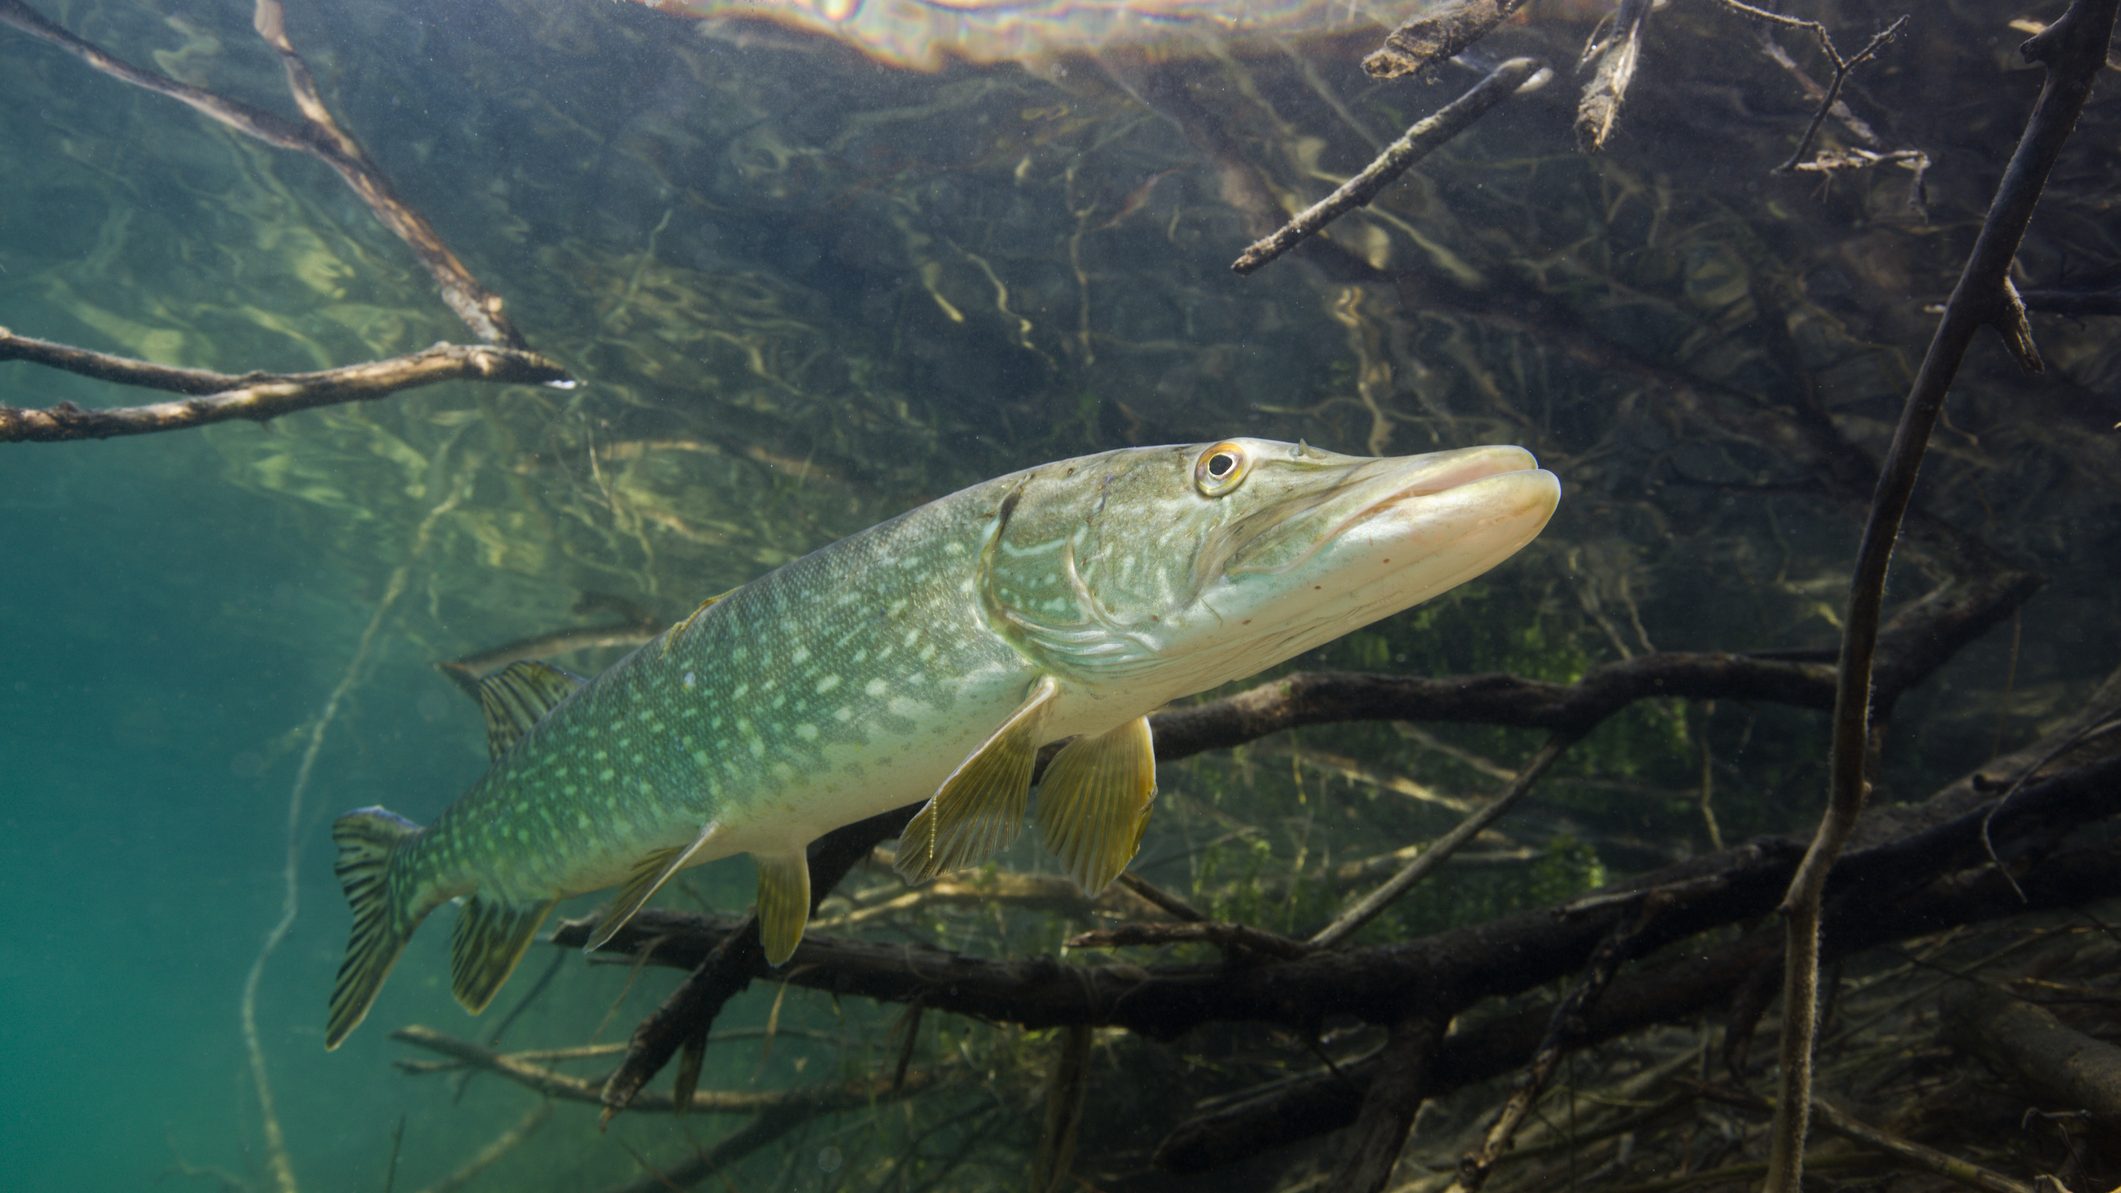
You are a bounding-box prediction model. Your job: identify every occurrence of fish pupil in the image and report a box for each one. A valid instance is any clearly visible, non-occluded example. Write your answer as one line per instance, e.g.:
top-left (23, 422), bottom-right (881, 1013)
top-left (1208, 453), bottom-right (1235, 477)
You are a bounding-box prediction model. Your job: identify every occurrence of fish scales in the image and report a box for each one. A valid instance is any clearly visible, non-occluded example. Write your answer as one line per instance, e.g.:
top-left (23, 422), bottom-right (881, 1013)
top-left (325, 438), bottom-right (1560, 1048)
top-left (419, 477), bottom-right (1031, 903)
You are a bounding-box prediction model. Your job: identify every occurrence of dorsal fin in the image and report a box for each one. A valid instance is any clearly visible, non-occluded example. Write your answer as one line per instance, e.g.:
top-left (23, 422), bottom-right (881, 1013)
top-left (476, 660), bottom-right (586, 760)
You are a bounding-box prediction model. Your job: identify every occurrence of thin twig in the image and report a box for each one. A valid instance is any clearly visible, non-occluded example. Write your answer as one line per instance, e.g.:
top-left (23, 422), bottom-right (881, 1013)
top-left (1980, 716), bottom-right (2121, 900)
top-left (1691, 1082), bottom-right (2038, 1193)
top-left (1454, 900), bottom-right (1673, 1190)
top-left (0, 0), bottom-right (526, 345)
top-left (1232, 57), bottom-right (1546, 275)
top-left (391, 1025), bottom-right (938, 1113)
top-left (1765, 5), bottom-right (2119, 1188)
top-left (379, 1116), bottom-right (405, 1193)
top-left (1709, 2), bottom-right (1911, 170)
top-left (1115, 871), bottom-right (1206, 922)
top-left (413, 1102), bottom-right (551, 1193)
top-left (1309, 730), bottom-right (1581, 949)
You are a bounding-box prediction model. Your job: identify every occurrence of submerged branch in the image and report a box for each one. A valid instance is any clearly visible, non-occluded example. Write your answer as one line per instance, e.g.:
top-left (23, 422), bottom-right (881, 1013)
top-left (593, 806), bottom-right (916, 1123)
top-left (1309, 730), bottom-right (1579, 949)
top-left (1232, 57), bottom-right (1546, 275)
top-left (1708, 1), bottom-right (1911, 172)
top-left (1767, 4), bottom-right (2117, 1188)
top-left (1363, 0), bottom-right (1537, 80)
top-left (1065, 919), bottom-right (1310, 959)
top-left (1692, 1083), bottom-right (2042, 1193)
top-left (0, 340), bottom-right (572, 443)
top-left (1155, 813), bottom-right (2121, 1172)
top-left (1576, 0), bottom-right (1656, 152)
top-left (1454, 899), bottom-right (1674, 1191)
top-left (1152, 566), bottom-right (2036, 763)
top-left (557, 744), bottom-right (2121, 1045)
top-left (1937, 982), bottom-right (2121, 1125)
top-left (0, 0), bottom-right (525, 346)
top-left (1335, 1013), bottom-right (1446, 1193)
top-left (391, 1024), bottom-right (938, 1114)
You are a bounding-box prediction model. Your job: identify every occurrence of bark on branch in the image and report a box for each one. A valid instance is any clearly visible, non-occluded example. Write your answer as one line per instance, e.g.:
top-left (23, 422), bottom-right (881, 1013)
top-left (0, 337), bottom-right (573, 443)
top-left (1233, 57), bottom-right (1546, 275)
top-left (1938, 982), bottom-right (2121, 1125)
top-left (1154, 816), bottom-right (2121, 1172)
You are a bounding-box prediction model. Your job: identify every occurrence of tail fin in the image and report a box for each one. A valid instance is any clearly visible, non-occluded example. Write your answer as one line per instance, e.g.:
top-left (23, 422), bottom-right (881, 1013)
top-left (325, 806), bottom-right (426, 1051)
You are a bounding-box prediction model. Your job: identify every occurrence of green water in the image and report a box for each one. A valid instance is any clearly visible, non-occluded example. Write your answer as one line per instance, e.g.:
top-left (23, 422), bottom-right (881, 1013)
top-left (5, 1), bottom-right (2118, 1189)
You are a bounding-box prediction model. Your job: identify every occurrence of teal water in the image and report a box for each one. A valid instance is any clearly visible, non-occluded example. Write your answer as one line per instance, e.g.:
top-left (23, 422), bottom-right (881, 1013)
top-left (5, 1), bottom-right (2118, 1190)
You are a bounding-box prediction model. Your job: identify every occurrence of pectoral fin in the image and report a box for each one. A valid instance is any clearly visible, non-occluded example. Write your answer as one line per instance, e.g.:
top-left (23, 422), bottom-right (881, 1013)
top-left (895, 676), bottom-right (1058, 884)
top-left (754, 850), bottom-right (811, 965)
top-left (450, 896), bottom-right (557, 1014)
top-left (585, 823), bottom-right (726, 951)
top-left (1035, 716), bottom-right (1157, 893)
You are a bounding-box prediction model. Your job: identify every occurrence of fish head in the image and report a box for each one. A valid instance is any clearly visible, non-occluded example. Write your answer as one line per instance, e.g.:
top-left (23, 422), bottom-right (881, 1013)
top-left (984, 439), bottom-right (1560, 698)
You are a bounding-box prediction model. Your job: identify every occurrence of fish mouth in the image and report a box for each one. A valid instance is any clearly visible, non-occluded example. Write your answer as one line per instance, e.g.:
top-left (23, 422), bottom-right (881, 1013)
top-left (1342, 445), bottom-right (1550, 533)
top-left (1255, 446), bottom-right (1556, 578)
top-left (1199, 443), bottom-right (1558, 603)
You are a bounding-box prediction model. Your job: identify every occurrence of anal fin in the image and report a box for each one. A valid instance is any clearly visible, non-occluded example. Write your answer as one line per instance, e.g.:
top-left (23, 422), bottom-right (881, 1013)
top-left (585, 823), bottom-right (725, 951)
top-left (449, 896), bottom-right (557, 1014)
top-left (754, 850), bottom-right (812, 966)
top-left (1035, 715), bottom-right (1157, 893)
top-left (894, 676), bottom-right (1057, 884)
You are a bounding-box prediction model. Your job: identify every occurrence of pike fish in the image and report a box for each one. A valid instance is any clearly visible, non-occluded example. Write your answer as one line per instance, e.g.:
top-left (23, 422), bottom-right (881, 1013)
top-left (326, 438), bottom-right (1559, 1049)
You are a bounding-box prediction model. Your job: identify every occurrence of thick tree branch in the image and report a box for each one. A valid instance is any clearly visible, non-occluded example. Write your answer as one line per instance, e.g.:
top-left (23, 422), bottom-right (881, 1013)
top-left (1335, 1012), bottom-right (1446, 1193)
top-left (555, 747), bottom-right (2121, 1046)
top-left (1153, 820), bottom-right (2121, 1172)
top-left (1938, 982), bottom-right (2121, 1124)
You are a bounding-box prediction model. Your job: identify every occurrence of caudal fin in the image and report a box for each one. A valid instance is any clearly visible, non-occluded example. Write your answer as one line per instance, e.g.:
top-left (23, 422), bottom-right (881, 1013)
top-left (326, 806), bottom-right (425, 1051)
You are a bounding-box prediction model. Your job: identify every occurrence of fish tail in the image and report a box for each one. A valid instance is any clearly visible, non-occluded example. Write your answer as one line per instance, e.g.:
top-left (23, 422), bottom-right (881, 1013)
top-left (325, 806), bottom-right (428, 1051)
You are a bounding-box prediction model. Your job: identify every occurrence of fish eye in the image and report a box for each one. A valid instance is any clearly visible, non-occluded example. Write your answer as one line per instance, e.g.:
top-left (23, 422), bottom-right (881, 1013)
top-left (1194, 441), bottom-right (1250, 497)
